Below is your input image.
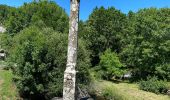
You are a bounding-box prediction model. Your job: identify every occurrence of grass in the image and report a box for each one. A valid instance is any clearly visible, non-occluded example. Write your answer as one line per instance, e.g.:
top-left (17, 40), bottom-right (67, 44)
top-left (90, 80), bottom-right (170, 100)
top-left (0, 63), bottom-right (169, 100)
top-left (0, 70), bottom-right (20, 100)
top-left (0, 61), bottom-right (7, 69)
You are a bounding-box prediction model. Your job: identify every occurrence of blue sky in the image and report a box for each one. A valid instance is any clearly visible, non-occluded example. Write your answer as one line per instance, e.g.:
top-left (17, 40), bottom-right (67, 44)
top-left (0, 0), bottom-right (170, 21)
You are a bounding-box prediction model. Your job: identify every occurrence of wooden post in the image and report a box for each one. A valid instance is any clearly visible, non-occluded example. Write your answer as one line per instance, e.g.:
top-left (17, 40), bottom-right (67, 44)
top-left (63, 0), bottom-right (80, 100)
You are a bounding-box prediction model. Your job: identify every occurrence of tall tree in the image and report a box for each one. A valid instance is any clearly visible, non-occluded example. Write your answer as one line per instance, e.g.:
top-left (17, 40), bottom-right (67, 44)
top-left (85, 7), bottom-right (127, 66)
top-left (63, 0), bottom-right (80, 100)
top-left (121, 8), bottom-right (170, 80)
top-left (5, 1), bottom-right (68, 35)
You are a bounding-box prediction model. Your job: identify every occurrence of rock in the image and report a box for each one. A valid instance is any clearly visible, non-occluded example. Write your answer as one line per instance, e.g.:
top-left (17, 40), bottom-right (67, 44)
top-left (87, 98), bottom-right (94, 100)
top-left (0, 26), bottom-right (6, 33)
top-left (80, 97), bottom-right (94, 100)
top-left (51, 97), bottom-right (63, 100)
top-left (0, 49), bottom-right (6, 60)
top-left (77, 86), bottom-right (92, 100)
top-left (167, 90), bottom-right (170, 96)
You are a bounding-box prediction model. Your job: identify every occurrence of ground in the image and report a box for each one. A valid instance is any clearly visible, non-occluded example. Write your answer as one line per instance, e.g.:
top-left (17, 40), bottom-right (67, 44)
top-left (0, 61), bottom-right (170, 100)
top-left (0, 61), bottom-right (20, 100)
top-left (92, 80), bottom-right (170, 100)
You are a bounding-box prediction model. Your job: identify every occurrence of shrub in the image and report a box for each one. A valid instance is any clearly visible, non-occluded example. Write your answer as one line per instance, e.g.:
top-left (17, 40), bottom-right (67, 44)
top-left (155, 63), bottom-right (170, 80)
top-left (0, 33), bottom-right (12, 51)
top-left (139, 76), bottom-right (168, 94)
top-left (9, 26), bottom-right (91, 99)
top-left (94, 49), bottom-right (125, 80)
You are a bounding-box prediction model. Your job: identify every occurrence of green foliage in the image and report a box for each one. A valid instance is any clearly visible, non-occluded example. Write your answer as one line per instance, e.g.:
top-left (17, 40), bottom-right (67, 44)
top-left (0, 33), bottom-right (12, 50)
top-left (1, 1), bottom-right (90, 99)
top-left (9, 26), bottom-right (91, 99)
top-left (139, 76), bottom-right (168, 94)
top-left (121, 8), bottom-right (170, 80)
top-left (4, 1), bottom-right (68, 35)
top-left (155, 64), bottom-right (170, 80)
top-left (2, 1), bottom-right (170, 99)
top-left (10, 26), bottom-right (47, 98)
top-left (84, 7), bottom-right (127, 66)
top-left (0, 5), bottom-right (13, 24)
top-left (95, 49), bottom-right (124, 80)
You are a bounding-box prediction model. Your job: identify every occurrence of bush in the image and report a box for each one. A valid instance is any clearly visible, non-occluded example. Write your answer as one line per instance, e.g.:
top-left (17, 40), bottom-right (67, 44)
top-left (155, 63), bottom-right (170, 80)
top-left (0, 33), bottom-right (12, 51)
top-left (139, 76), bottom-right (168, 94)
top-left (94, 49), bottom-right (125, 80)
top-left (9, 26), bottom-right (91, 99)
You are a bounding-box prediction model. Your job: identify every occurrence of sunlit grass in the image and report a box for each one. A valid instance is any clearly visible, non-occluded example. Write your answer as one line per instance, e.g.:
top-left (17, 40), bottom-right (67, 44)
top-left (91, 80), bottom-right (170, 100)
top-left (0, 61), bottom-right (7, 69)
top-left (0, 70), bottom-right (19, 100)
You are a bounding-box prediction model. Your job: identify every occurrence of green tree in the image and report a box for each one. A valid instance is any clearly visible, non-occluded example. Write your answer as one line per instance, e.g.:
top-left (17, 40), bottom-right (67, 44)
top-left (5, 1), bottom-right (68, 35)
top-left (10, 26), bottom-right (91, 99)
top-left (0, 5), bottom-right (13, 24)
top-left (85, 7), bottom-right (127, 66)
top-left (121, 8), bottom-right (170, 80)
top-left (95, 49), bottom-right (124, 80)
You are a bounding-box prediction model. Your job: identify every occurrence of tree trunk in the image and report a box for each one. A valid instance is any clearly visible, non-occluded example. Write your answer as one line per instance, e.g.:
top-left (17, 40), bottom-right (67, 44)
top-left (63, 0), bottom-right (80, 100)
